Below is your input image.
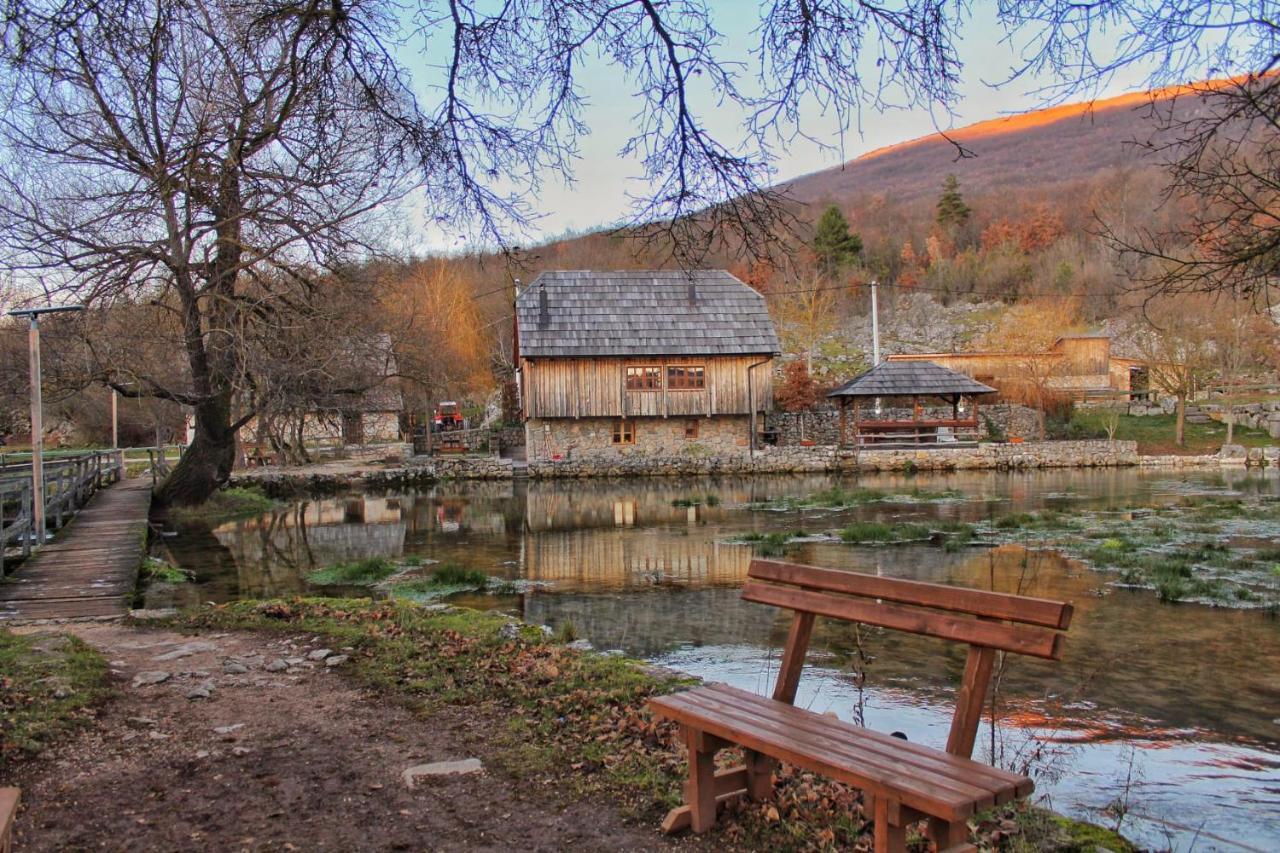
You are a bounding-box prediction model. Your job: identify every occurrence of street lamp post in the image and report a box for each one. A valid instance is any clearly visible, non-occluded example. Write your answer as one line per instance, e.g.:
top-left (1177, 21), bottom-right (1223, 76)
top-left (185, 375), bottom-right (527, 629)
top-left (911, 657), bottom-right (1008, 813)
top-left (8, 304), bottom-right (85, 543)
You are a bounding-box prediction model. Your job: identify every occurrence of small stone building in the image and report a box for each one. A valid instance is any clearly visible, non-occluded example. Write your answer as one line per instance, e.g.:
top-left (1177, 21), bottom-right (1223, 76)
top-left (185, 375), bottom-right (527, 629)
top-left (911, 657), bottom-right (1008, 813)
top-left (515, 270), bottom-right (780, 463)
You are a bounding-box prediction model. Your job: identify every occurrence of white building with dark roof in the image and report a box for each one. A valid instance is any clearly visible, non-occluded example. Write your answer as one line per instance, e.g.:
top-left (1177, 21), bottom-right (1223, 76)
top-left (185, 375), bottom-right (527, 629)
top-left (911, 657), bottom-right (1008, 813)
top-left (515, 270), bottom-right (781, 462)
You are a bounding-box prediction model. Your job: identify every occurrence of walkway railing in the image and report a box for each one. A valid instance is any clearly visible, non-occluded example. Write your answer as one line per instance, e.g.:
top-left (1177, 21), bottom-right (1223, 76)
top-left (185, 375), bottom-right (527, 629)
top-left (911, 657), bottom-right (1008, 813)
top-left (0, 450), bottom-right (124, 572)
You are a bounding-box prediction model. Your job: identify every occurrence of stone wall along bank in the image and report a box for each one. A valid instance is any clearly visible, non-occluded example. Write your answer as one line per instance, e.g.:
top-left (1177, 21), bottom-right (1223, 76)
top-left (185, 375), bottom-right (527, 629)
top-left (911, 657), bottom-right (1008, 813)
top-left (529, 440), bottom-right (1140, 477)
top-left (767, 403), bottom-right (1043, 446)
top-left (230, 455), bottom-right (513, 496)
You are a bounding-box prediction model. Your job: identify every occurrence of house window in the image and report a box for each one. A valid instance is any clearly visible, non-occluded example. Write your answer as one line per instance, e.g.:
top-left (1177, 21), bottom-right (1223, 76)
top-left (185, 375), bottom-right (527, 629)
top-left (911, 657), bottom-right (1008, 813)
top-left (684, 419), bottom-right (699, 439)
top-left (612, 419), bottom-right (635, 445)
top-left (667, 364), bottom-right (705, 390)
top-left (625, 365), bottom-right (662, 390)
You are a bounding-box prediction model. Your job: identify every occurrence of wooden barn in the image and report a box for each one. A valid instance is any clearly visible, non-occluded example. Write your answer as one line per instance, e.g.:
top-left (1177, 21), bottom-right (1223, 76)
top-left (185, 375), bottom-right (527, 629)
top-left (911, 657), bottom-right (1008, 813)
top-left (887, 335), bottom-right (1147, 400)
top-left (514, 270), bottom-right (781, 462)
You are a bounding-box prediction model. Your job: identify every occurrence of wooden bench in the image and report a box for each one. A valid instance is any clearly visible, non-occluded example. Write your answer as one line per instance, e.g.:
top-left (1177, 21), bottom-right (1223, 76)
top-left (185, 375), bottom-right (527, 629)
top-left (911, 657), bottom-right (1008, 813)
top-left (0, 788), bottom-right (19, 853)
top-left (648, 558), bottom-right (1074, 852)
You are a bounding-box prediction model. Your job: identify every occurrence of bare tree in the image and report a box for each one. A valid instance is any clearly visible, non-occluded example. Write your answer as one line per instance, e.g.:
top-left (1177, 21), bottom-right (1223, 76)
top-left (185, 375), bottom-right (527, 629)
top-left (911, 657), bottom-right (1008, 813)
top-left (1135, 297), bottom-right (1216, 447)
top-left (0, 1), bottom-right (413, 503)
top-left (1105, 74), bottom-right (1280, 311)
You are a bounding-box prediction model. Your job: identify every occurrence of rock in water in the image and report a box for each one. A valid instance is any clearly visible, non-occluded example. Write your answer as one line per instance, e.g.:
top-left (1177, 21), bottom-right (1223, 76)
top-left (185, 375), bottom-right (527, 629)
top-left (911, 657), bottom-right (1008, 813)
top-left (401, 759), bottom-right (484, 788)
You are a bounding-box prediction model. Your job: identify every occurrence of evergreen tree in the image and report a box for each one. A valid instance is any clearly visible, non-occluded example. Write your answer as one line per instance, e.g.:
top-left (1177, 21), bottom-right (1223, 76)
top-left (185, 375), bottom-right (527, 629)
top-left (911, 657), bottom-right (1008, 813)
top-left (935, 174), bottom-right (971, 231)
top-left (811, 205), bottom-right (862, 278)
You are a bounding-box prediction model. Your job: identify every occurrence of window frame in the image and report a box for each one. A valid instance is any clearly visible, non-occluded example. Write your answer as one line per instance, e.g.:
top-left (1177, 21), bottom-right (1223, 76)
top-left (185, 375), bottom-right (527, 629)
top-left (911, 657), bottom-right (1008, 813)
top-left (612, 418), bottom-right (636, 445)
top-left (684, 419), bottom-right (699, 439)
top-left (625, 364), bottom-right (663, 391)
top-left (666, 364), bottom-right (706, 391)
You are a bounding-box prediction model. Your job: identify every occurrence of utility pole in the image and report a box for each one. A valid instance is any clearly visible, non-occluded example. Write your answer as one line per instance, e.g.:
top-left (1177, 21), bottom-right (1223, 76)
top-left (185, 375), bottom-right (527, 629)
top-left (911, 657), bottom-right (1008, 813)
top-left (870, 279), bottom-right (881, 365)
top-left (8, 304), bottom-right (85, 543)
top-left (111, 388), bottom-right (118, 449)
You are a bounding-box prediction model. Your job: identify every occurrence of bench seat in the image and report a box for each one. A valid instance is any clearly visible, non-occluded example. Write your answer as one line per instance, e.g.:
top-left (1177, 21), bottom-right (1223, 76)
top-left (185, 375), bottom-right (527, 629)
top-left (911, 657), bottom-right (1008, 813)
top-left (650, 682), bottom-right (1032, 822)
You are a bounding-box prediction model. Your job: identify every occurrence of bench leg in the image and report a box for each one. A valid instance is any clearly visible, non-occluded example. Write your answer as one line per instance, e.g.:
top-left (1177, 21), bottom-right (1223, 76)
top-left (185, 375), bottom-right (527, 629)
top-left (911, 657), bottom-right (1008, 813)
top-left (928, 816), bottom-right (975, 852)
top-left (743, 748), bottom-right (774, 800)
top-left (685, 728), bottom-right (718, 833)
top-left (871, 796), bottom-right (907, 853)
top-left (660, 727), bottom-right (723, 834)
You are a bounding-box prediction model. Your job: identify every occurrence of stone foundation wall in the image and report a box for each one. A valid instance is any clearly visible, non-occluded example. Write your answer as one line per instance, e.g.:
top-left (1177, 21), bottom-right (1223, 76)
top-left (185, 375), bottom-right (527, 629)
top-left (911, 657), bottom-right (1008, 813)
top-left (768, 402), bottom-right (1043, 445)
top-left (232, 454), bottom-right (513, 496)
top-left (529, 439), bottom-right (1142, 477)
top-left (525, 415), bottom-right (753, 462)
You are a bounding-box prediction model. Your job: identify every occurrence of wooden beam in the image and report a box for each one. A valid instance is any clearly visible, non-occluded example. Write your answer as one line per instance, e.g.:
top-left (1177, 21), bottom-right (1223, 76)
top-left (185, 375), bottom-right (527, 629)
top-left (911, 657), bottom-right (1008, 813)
top-left (684, 726), bottom-right (718, 833)
top-left (772, 611), bottom-right (816, 704)
top-left (0, 787), bottom-right (19, 853)
top-left (946, 644), bottom-right (997, 759)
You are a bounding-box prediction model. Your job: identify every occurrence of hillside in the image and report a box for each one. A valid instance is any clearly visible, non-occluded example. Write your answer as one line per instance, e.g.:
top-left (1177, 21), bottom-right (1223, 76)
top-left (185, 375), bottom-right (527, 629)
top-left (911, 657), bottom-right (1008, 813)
top-left (782, 82), bottom-right (1219, 207)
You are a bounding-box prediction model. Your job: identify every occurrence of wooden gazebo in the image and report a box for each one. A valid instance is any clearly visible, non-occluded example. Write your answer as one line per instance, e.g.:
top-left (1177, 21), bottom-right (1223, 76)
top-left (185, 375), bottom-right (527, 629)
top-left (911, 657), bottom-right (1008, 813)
top-left (827, 361), bottom-right (996, 447)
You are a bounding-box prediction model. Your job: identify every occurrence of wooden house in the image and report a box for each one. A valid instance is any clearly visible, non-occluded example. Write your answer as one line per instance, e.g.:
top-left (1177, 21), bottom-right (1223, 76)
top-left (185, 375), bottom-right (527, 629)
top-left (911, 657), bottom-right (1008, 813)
top-left (514, 271), bottom-right (781, 462)
top-left (886, 335), bottom-right (1148, 401)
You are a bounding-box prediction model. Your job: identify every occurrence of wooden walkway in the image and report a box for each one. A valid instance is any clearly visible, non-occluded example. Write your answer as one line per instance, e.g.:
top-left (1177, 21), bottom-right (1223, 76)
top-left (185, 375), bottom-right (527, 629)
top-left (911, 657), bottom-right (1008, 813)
top-left (0, 479), bottom-right (152, 621)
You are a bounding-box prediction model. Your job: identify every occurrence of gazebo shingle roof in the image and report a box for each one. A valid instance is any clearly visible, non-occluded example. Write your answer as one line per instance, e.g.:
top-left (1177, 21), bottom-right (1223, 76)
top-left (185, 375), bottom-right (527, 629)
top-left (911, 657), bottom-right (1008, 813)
top-left (515, 270), bottom-right (780, 358)
top-left (827, 361), bottom-right (997, 398)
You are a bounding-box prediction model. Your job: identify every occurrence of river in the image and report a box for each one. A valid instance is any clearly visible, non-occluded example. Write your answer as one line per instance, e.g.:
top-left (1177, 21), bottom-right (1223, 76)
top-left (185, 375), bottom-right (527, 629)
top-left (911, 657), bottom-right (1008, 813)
top-left (153, 468), bottom-right (1280, 851)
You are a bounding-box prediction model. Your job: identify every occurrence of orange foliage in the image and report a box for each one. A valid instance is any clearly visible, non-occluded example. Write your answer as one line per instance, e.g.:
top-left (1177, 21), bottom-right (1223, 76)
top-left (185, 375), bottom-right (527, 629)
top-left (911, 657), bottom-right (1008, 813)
top-left (980, 205), bottom-right (1064, 253)
top-left (775, 361), bottom-right (821, 412)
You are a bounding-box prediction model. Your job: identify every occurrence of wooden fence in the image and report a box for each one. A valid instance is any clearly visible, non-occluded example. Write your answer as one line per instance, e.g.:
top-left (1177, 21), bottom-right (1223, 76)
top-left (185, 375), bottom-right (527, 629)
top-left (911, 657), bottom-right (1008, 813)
top-left (0, 450), bottom-right (124, 573)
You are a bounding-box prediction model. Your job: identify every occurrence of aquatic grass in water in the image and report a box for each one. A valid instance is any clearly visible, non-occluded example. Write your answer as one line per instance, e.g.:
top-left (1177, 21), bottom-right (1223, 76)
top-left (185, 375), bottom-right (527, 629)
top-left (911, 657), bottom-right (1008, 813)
top-left (307, 558), bottom-right (401, 586)
top-left (140, 557), bottom-right (192, 584)
top-left (838, 521), bottom-right (931, 544)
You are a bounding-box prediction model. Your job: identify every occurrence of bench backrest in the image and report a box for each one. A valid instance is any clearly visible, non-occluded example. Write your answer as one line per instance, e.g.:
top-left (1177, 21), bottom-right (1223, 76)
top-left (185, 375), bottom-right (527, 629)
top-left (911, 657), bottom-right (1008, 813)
top-left (742, 558), bottom-right (1074, 759)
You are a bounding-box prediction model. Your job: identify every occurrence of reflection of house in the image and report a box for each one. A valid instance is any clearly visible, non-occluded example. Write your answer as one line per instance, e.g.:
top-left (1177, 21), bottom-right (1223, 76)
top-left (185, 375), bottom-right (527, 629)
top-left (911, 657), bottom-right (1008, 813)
top-left (515, 271), bottom-right (781, 462)
top-left (524, 529), bottom-right (753, 590)
top-left (887, 335), bottom-right (1147, 400)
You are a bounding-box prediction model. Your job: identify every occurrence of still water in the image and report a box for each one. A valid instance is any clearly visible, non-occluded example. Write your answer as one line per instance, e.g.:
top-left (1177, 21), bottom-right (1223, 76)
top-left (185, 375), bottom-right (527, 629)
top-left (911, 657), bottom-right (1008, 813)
top-left (154, 469), bottom-right (1280, 851)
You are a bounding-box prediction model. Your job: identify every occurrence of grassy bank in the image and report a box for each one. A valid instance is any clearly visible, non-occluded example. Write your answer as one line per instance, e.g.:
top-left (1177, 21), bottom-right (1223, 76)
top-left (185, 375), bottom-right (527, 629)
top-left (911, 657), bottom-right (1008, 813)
top-left (173, 597), bottom-right (1132, 851)
top-left (169, 486), bottom-right (276, 525)
top-left (0, 630), bottom-right (110, 767)
top-left (1066, 410), bottom-right (1276, 455)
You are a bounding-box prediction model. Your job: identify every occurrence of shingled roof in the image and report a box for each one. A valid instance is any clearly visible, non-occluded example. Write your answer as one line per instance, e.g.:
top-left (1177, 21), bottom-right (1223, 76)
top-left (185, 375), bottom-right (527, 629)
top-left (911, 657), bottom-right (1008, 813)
top-left (827, 361), bottom-right (997, 398)
top-left (515, 270), bottom-right (780, 358)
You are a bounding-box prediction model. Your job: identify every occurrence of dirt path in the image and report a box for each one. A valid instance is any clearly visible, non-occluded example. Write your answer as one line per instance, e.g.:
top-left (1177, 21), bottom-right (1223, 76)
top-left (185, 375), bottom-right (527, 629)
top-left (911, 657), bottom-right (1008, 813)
top-left (9, 623), bottom-right (677, 852)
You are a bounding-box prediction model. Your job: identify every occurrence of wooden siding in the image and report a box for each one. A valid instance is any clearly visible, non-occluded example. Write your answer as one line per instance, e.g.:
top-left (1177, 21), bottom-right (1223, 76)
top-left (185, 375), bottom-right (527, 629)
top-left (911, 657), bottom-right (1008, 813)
top-left (1050, 337), bottom-right (1111, 375)
top-left (522, 355), bottom-right (772, 419)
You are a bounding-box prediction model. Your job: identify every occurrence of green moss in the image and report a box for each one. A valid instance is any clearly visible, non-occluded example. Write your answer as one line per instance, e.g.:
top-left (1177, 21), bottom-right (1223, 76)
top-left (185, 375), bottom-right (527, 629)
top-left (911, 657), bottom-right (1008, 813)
top-left (170, 486), bottom-right (277, 524)
top-left (1, 631), bottom-right (110, 766)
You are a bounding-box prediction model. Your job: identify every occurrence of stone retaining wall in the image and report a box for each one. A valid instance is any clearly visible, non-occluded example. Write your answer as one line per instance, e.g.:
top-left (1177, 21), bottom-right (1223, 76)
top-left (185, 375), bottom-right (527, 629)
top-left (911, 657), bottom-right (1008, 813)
top-left (768, 403), bottom-right (1043, 446)
top-left (529, 440), bottom-right (1141, 477)
top-left (1203, 402), bottom-right (1280, 438)
top-left (231, 455), bottom-right (513, 496)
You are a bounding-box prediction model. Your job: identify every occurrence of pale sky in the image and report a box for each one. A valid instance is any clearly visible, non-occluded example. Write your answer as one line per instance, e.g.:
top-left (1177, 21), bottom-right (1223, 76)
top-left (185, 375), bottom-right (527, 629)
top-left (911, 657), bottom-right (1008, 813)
top-left (399, 2), bottom-right (1159, 253)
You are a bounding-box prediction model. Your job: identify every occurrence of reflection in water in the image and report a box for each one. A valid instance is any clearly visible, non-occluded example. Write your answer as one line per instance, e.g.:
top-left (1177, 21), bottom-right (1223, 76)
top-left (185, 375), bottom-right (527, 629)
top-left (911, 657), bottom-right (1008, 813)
top-left (158, 469), bottom-right (1280, 851)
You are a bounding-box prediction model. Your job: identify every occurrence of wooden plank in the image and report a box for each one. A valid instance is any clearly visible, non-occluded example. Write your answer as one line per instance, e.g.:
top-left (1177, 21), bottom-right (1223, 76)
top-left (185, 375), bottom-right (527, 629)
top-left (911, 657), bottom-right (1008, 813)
top-left (0, 787), bottom-right (19, 853)
top-left (873, 795), bottom-right (907, 853)
top-left (749, 559), bottom-right (1073, 629)
top-left (741, 582), bottom-right (1064, 660)
top-left (0, 479), bottom-right (150, 622)
top-left (664, 685), bottom-right (1028, 799)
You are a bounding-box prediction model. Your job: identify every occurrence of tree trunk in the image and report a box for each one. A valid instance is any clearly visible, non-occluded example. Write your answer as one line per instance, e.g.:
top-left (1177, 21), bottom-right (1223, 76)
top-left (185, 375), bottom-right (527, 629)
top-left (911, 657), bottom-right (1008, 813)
top-left (1225, 408), bottom-right (1234, 444)
top-left (155, 394), bottom-right (236, 506)
top-left (1175, 395), bottom-right (1186, 447)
